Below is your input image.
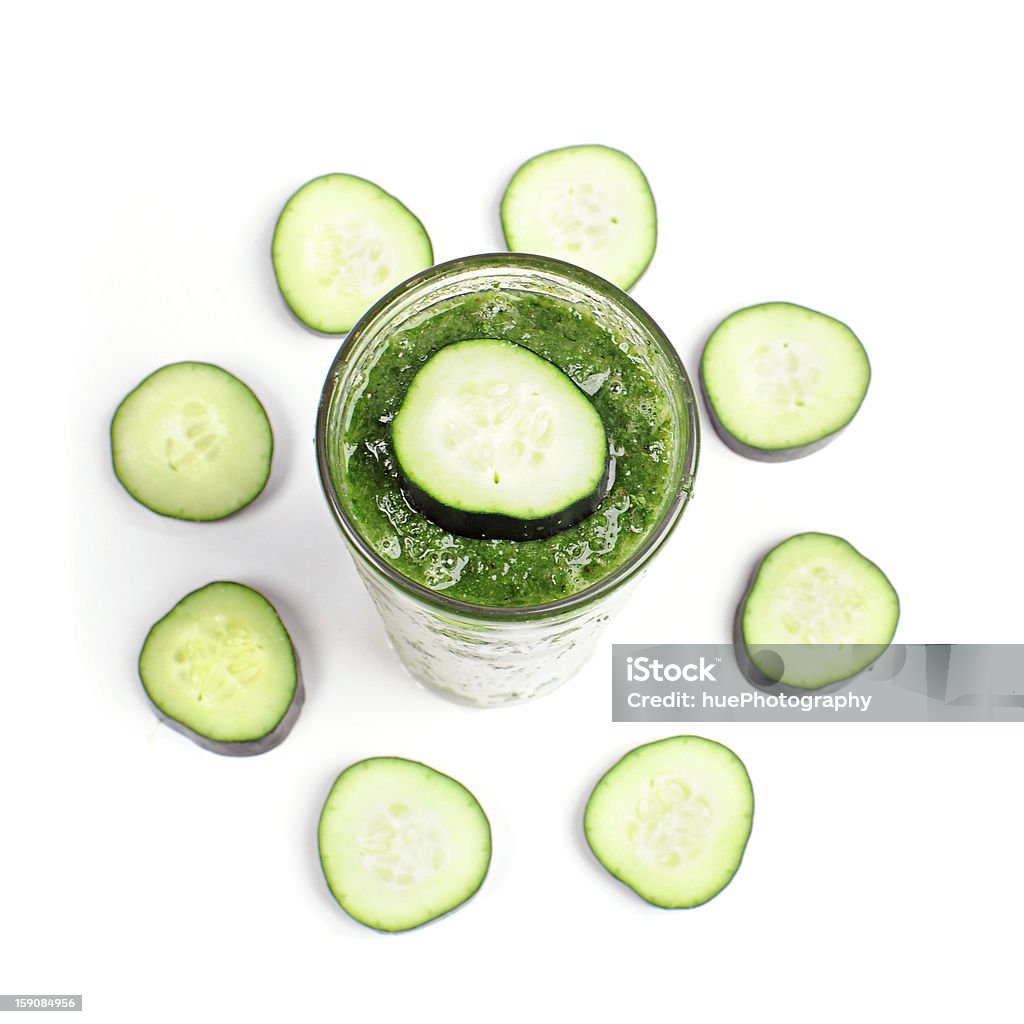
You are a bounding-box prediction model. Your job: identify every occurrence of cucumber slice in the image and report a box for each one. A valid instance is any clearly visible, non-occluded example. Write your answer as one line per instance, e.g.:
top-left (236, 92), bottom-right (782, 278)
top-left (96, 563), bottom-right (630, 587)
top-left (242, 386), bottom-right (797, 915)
top-left (392, 338), bottom-right (610, 540)
top-left (585, 736), bottom-right (754, 909)
top-left (139, 582), bottom-right (302, 756)
top-left (501, 144), bottom-right (657, 290)
top-left (318, 757), bottom-right (492, 932)
top-left (738, 533), bottom-right (900, 689)
top-left (111, 361), bottom-right (273, 521)
top-left (272, 173), bottom-right (433, 334)
top-left (700, 302), bottom-right (870, 461)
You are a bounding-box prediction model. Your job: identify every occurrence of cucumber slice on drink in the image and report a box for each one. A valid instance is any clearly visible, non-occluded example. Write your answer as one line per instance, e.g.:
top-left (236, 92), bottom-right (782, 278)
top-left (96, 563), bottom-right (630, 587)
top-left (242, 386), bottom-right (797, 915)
top-left (318, 757), bottom-right (492, 932)
top-left (501, 144), bottom-right (657, 290)
top-left (738, 532), bottom-right (900, 689)
top-left (700, 302), bottom-right (870, 461)
top-left (139, 582), bottom-right (303, 756)
top-left (392, 338), bottom-right (610, 540)
top-left (585, 736), bottom-right (754, 909)
top-left (272, 173), bottom-right (433, 334)
top-left (111, 362), bottom-right (273, 521)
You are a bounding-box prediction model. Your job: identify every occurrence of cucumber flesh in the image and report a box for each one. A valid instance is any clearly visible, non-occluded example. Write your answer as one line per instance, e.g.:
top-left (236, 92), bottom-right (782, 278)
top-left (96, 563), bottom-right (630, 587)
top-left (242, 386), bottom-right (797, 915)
top-left (501, 144), bottom-right (657, 290)
top-left (318, 757), bottom-right (492, 932)
top-left (139, 582), bottom-right (302, 756)
top-left (738, 533), bottom-right (900, 689)
top-left (111, 361), bottom-right (273, 521)
top-left (585, 736), bottom-right (754, 909)
top-left (272, 173), bottom-right (433, 334)
top-left (701, 302), bottom-right (870, 460)
top-left (392, 338), bottom-right (610, 540)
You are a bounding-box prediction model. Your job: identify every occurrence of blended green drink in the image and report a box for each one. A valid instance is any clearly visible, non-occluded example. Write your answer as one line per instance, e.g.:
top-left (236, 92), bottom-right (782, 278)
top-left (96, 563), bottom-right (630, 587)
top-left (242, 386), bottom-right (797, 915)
top-left (317, 255), bottom-right (698, 705)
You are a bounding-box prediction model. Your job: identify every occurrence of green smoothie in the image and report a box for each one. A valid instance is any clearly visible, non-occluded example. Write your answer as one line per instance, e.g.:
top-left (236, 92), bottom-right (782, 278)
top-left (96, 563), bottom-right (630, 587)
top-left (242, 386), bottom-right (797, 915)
top-left (332, 288), bottom-right (677, 607)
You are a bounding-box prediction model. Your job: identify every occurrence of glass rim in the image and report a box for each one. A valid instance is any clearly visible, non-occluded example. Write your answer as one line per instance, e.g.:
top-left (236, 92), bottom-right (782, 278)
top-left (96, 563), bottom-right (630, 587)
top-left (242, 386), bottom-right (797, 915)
top-left (315, 252), bottom-right (700, 622)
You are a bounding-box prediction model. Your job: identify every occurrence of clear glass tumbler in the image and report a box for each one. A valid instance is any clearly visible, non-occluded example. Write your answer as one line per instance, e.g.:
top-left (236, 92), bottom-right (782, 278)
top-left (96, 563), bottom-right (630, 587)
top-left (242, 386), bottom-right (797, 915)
top-left (316, 254), bottom-right (699, 706)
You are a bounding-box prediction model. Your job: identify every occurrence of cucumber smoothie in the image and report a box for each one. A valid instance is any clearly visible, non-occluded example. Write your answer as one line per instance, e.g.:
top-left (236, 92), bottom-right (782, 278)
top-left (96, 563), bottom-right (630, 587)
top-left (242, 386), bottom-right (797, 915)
top-left (317, 255), bottom-right (698, 704)
top-left (335, 290), bottom-right (677, 606)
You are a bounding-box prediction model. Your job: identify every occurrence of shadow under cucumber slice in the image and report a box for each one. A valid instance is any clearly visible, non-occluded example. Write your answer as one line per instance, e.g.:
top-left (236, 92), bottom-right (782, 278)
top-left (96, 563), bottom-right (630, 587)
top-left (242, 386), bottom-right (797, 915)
top-left (700, 302), bottom-right (870, 461)
top-left (138, 581), bottom-right (303, 756)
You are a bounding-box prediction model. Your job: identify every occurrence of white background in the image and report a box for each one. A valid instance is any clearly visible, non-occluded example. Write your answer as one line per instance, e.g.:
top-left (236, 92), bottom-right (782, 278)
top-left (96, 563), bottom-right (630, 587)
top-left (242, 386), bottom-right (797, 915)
top-left (4, 1), bottom-right (1023, 1021)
